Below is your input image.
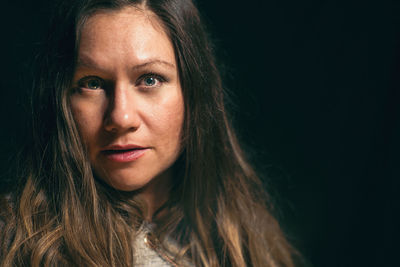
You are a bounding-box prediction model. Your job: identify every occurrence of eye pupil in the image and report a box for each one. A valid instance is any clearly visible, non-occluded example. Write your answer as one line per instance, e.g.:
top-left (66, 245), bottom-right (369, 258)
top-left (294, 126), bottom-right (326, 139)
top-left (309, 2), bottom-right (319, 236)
top-left (144, 77), bottom-right (156, 86)
top-left (87, 79), bottom-right (100, 89)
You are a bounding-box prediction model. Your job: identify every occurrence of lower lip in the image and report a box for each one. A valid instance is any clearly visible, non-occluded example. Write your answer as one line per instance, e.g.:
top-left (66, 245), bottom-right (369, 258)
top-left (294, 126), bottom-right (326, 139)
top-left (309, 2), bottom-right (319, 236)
top-left (102, 149), bottom-right (148, 163)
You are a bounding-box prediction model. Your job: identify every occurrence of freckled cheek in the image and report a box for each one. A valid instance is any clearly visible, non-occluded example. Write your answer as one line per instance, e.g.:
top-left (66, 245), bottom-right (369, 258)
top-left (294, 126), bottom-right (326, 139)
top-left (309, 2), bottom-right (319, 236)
top-left (152, 97), bottom-right (184, 148)
top-left (69, 99), bottom-right (105, 143)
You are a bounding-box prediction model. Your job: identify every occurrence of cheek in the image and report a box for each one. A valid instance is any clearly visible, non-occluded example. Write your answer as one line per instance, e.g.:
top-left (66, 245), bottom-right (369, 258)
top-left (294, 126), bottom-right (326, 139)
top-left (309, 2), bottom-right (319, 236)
top-left (149, 93), bottom-right (184, 146)
top-left (69, 97), bottom-right (105, 141)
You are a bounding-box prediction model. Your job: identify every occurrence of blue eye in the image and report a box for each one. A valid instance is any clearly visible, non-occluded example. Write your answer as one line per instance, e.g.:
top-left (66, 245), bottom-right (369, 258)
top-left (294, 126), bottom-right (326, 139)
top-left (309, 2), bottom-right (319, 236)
top-left (144, 77), bottom-right (157, 86)
top-left (137, 73), bottom-right (166, 89)
top-left (78, 76), bottom-right (104, 90)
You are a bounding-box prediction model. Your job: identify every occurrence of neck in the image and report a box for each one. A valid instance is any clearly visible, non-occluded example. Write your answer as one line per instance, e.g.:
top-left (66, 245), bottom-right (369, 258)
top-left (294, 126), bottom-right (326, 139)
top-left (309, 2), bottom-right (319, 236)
top-left (138, 168), bottom-right (173, 221)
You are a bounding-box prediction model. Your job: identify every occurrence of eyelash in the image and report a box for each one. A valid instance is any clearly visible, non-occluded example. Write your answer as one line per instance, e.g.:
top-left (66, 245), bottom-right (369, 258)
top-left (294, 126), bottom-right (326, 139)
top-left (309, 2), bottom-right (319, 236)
top-left (136, 73), bottom-right (167, 90)
top-left (76, 73), bottom-right (167, 92)
top-left (77, 76), bottom-right (104, 91)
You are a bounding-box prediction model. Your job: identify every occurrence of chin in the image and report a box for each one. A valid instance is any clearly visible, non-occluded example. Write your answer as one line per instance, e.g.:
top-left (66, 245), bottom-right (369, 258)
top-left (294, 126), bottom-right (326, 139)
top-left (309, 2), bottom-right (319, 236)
top-left (105, 177), bottom-right (151, 192)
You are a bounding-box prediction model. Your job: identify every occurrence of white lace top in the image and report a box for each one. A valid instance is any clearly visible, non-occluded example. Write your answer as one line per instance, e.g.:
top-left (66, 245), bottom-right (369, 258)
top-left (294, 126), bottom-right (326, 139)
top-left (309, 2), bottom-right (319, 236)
top-left (133, 222), bottom-right (174, 266)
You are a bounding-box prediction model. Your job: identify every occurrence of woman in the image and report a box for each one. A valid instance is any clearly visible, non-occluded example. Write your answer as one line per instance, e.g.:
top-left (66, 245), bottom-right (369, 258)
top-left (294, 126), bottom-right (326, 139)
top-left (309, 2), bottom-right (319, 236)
top-left (0, 0), bottom-right (297, 266)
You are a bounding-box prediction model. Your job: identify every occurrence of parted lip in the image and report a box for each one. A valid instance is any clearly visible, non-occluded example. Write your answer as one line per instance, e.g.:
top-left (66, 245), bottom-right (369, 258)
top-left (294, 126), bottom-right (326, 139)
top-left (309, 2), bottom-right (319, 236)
top-left (101, 144), bottom-right (148, 151)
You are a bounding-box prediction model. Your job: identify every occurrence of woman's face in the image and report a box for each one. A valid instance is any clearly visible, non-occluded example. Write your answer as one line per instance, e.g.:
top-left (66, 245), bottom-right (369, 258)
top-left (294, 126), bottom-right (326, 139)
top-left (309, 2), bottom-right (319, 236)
top-left (69, 7), bottom-right (184, 194)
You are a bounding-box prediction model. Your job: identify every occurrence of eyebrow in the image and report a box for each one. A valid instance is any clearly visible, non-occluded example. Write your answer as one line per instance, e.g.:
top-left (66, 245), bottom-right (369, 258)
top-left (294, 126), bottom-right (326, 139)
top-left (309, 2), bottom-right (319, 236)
top-left (76, 56), bottom-right (176, 71)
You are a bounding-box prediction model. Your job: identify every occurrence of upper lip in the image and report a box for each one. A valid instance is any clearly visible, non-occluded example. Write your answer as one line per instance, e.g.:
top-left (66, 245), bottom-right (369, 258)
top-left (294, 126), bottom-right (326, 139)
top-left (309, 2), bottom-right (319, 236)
top-left (101, 144), bottom-right (147, 151)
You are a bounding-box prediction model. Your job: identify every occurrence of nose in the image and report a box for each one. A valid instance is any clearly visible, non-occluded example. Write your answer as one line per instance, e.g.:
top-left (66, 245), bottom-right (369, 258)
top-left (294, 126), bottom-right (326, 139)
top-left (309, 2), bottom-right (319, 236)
top-left (103, 83), bottom-right (140, 133)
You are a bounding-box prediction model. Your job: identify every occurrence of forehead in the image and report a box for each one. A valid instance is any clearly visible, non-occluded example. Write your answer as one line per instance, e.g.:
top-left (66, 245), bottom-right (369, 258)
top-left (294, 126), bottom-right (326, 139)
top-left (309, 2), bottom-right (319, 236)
top-left (82, 6), bottom-right (166, 34)
top-left (77, 6), bottom-right (175, 68)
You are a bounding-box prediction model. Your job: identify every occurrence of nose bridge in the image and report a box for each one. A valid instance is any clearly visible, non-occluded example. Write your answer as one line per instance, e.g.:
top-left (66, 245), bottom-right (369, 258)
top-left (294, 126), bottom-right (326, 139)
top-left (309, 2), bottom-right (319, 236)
top-left (104, 81), bottom-right (139, 132)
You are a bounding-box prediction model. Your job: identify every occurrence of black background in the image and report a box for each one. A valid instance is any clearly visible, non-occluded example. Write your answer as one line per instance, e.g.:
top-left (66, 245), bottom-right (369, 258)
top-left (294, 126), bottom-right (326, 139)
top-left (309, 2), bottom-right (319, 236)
top-left (0, 0), bottom-right (399, 266)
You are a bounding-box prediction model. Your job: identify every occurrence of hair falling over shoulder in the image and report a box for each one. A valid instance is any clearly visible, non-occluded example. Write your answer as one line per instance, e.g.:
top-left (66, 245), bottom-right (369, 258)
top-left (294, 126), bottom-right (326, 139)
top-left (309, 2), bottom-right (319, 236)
top-left (0, 0), bottom-right (299, 266)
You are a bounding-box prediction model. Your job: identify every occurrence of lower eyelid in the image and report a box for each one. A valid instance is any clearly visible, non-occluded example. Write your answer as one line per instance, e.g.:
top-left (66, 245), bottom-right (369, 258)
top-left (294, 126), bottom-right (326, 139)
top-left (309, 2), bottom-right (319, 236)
top-left (75, 86), bottom-right (106, 95)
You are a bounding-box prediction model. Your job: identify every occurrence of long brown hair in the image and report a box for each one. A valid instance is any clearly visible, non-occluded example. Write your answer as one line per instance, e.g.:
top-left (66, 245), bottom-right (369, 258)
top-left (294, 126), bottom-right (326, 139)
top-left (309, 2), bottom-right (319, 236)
top-left (0, 0), bottom-right (297, 266)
